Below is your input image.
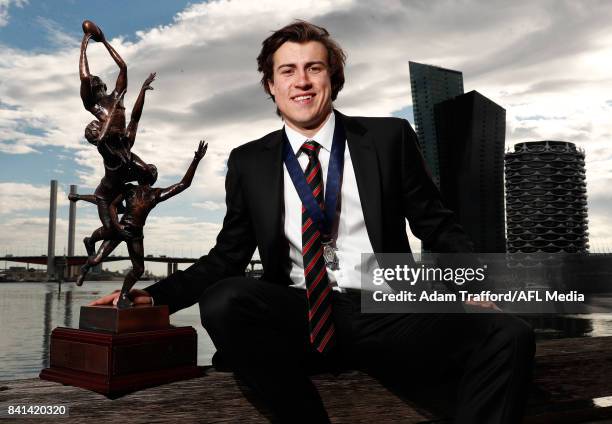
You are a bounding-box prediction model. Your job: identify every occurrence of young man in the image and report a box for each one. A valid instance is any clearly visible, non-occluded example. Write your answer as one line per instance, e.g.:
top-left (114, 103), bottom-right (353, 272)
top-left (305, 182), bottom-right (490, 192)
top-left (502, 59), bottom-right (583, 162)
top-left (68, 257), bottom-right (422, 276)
top-left (91, 21), bottom-right (534, 423)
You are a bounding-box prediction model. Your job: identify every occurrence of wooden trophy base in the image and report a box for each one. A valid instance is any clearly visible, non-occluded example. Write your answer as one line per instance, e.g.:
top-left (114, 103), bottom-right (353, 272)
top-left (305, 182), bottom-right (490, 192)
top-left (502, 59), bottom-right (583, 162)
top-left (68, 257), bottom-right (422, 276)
top-left (79, 304), bottom-right (172, 333)
top-left (40, 305), bottom-right (205, 396)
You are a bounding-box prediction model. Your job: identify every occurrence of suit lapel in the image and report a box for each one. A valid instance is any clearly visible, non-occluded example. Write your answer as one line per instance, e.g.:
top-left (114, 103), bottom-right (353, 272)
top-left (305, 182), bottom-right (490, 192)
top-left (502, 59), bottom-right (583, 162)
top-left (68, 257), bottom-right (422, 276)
top-left (259, 130), bottom-right (286, 274)
top-left (256, 113), bottom-right (384, 271)
top-left (339, 112), bottom-right (384, 253)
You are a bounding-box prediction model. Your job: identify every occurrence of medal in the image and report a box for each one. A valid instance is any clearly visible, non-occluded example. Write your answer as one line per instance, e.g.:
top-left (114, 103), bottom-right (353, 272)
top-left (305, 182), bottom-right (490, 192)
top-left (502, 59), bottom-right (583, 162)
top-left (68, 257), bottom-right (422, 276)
top-left (322, 240), bottom-right (339, 270)
top-left (283, 111), bottom-right (346, 273)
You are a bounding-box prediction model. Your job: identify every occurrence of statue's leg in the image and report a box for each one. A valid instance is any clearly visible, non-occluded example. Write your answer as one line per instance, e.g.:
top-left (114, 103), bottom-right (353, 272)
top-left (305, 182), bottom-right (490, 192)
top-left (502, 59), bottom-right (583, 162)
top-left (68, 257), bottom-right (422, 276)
top-left (117, 238), bottom-right (145, 309)
top-left (84, 225), bottom-right (113, 256)
top-left (69, 194), bottom-right (97, 204)
top-left (96, 198), bottom-right (115, 232)
top-left (77, 239), bottom-right (120, 286)
top-left (83, 226), bottom-right (101, 257)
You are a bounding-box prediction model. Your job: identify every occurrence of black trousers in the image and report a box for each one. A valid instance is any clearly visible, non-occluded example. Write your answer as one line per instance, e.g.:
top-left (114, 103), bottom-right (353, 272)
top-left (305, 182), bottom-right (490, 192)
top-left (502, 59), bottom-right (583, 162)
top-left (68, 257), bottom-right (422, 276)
top-left (199, 277), bottom-right (535, 424)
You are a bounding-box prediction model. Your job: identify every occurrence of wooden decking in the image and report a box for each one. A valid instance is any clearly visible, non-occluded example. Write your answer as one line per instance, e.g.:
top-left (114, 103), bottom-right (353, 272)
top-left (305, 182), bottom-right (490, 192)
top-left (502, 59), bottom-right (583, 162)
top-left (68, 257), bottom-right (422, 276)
top-left (1, 337), bottom-right (611, 423)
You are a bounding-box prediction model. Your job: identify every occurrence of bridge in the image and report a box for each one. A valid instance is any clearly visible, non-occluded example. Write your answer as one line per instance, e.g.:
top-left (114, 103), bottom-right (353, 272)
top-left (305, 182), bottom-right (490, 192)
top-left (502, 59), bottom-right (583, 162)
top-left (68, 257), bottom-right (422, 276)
top-left (17, 180), bottom-right (233, 280)
top-left (1, 254), bottom-right (262, 280)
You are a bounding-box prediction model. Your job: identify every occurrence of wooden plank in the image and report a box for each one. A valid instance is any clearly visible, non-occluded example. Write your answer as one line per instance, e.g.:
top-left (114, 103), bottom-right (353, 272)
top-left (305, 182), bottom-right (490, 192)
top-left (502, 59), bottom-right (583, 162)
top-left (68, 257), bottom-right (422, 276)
top-left (531, 338), bottom-right (612, 404)
top-left (526, 337), bottom-right (612, 423)
top-left (0, 337), bottom-right (610, 423)
top-left (0, 369), bottom-right (430, 424)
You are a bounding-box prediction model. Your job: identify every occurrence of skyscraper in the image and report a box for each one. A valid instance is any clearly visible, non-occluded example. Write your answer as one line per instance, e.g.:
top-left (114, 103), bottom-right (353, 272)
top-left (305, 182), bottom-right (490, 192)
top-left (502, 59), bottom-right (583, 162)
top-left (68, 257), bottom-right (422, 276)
top-left (409, 61), bottom-right (464, 187)
top-left (434, 91), bottom-right (506, 253)
top-left (505, 141), bottom-right (589, 254)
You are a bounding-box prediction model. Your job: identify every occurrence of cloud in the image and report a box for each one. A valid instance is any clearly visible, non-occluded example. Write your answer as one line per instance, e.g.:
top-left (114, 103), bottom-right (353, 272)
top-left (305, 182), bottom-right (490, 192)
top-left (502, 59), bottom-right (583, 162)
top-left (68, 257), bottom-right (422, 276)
top-left (0, 182), bottom-right (67, 214)
top-left (192, 200), bottom-right (225, 211)
top-left (3, 0), bottom-right (612, 163)
top-left (516, 79), bottom-right (610, 96)
top-left (516, 115), bottom-right (566, 121)
top-left (0, 0), bottom-right (26, 27)
top-left (0, 211), bottom-right (221, 274)
top-left (2, 0), bottom-right (612, 255)
top-left (36, 16), bottom-right (81, 49)
top-left (509, 126), bottom-right (541, 141)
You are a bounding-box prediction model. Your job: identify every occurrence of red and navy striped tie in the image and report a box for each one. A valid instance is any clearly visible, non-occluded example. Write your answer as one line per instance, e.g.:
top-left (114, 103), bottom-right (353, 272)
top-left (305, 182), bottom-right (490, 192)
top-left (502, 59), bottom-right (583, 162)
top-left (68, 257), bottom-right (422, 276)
top-left (299, 140), bottom-right (336, 354)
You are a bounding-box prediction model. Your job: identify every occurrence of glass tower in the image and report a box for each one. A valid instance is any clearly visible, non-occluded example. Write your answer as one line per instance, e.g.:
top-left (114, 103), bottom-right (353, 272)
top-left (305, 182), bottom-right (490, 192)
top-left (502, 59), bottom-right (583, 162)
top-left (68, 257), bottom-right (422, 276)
top-left (435, 91), bottom-right (506, 253)
top-left (409, 61), bottom-right (464, 187)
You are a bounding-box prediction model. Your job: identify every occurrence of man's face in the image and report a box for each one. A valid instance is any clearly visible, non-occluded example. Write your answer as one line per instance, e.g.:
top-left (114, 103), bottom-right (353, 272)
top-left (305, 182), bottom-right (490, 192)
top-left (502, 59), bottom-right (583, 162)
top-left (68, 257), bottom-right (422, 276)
top-left (268, 41), bottom-right (333, 135)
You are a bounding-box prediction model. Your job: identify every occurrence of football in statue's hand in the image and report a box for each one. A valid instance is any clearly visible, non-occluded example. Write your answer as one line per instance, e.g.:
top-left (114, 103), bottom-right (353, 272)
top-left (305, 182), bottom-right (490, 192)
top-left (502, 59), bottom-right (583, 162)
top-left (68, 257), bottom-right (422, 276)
top-left (82, 20), bottom-right (103, 42)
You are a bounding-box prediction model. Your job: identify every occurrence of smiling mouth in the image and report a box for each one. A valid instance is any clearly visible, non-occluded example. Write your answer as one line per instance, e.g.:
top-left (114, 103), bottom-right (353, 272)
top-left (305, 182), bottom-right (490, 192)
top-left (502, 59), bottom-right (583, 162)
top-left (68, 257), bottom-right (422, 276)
top-left (292, 94), bottom-right (315, 104)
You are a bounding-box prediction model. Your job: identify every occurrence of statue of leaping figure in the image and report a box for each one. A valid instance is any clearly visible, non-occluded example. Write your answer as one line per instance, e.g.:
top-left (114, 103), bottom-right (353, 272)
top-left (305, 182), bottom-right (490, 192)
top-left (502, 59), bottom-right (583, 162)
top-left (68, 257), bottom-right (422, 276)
top-left (79, 20), bottom-right (156, 255)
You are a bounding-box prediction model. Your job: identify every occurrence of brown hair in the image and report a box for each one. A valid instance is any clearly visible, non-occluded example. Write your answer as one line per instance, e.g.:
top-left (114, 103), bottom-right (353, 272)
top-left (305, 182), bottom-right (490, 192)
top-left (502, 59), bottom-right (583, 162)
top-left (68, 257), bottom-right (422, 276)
top-left (257, 20), bottom-right (347, 103)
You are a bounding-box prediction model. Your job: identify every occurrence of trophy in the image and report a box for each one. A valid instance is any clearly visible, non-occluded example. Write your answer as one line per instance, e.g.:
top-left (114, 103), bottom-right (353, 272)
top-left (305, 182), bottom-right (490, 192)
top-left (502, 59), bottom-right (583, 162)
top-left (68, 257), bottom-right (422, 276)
top-left (40, 20), bottom-right (206, 396)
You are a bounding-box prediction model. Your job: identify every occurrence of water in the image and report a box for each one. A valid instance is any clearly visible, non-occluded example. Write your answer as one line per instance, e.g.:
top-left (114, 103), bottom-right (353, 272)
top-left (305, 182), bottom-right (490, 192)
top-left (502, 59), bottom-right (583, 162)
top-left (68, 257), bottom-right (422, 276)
top-left (0, 281), bottom-right (216, 381)
top-left (1, 282), bottom-right (612, 381)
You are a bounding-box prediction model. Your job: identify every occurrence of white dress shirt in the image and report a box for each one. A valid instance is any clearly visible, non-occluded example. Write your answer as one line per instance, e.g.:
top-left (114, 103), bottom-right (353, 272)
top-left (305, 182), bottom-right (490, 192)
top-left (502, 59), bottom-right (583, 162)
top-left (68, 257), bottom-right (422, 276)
top-left (283, 112), bottom-right (379, 291)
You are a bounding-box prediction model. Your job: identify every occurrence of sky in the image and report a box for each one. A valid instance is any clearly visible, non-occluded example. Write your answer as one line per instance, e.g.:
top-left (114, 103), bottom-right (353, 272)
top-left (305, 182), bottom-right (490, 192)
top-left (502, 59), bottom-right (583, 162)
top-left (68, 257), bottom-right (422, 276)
top-left (1, 0), bottom-right (611, 276)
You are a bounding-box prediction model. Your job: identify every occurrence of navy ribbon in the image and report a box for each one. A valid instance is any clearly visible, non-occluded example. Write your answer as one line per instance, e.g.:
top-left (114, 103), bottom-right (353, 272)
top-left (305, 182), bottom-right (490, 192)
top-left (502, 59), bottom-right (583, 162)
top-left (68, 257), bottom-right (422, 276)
top-left (282, 111), bottom-right (346, 240)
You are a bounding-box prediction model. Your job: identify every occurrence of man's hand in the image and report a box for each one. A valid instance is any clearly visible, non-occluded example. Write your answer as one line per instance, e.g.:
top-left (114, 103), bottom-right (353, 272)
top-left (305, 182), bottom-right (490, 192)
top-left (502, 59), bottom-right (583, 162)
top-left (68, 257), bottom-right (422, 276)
top-left (142, 72), bottom-right (156, 91)
top-left (195, 140), bottom-right (208, 160)
top-left (88, 289), bottom-right (152, 306)
top-left (464, 300), bottom-right (502, 312)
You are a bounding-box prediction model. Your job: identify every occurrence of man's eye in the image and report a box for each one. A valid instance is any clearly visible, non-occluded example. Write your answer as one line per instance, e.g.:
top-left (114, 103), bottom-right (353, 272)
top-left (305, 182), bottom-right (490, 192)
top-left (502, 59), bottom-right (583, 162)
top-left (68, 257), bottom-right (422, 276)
top-left (281, 69), bottom-right (293, 75)
top-left (309, 66), bottom-right (322, 73)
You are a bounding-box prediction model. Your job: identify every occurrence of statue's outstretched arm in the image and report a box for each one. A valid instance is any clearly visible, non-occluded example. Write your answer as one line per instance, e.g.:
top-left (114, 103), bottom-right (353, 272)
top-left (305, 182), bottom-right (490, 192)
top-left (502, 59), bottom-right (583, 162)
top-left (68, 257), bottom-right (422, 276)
top-left (126, 73), bottom-right (156, 148)
top-left (101, 36), bottom-right (127, 97)
top-left (79, 33), bottom-right (92, 82)
top-left (70, 193), bottom-right (127, 214)
top-left (157, 141), bottom-right (207, 203)
top-left (69, 193), bottom-right (96, 205)
top-left (79, 33), bottom-right (97, 111)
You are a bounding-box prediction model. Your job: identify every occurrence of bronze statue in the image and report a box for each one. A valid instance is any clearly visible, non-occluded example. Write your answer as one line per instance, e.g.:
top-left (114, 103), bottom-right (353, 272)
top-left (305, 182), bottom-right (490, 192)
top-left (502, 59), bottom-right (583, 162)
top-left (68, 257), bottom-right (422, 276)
top-left (73, 20), bottom-right (207, 308)
top-left (79, 20), bottom-right (156, 255)
top-left (71, 141), bottom-right (208, 308)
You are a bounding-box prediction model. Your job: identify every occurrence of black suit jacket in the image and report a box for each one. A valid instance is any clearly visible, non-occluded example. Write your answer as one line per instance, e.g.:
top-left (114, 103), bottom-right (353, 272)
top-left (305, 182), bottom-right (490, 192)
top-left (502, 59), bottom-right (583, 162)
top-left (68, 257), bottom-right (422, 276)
top-left (145, 111), bottom-right (473, 313)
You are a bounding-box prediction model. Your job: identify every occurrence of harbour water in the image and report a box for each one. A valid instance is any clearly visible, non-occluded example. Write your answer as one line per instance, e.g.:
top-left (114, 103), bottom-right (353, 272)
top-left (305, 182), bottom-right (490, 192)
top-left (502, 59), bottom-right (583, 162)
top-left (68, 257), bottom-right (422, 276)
top-left (0, 281), bottom-right (215, 381)
top-left (1, 281), bottom-right (612, 381)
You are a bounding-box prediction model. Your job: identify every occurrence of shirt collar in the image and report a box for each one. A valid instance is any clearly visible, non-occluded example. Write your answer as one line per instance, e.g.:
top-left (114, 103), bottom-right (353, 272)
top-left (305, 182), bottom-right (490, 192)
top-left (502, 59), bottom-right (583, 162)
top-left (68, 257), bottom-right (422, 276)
top-left (284, 111), bottom-right (335, 156)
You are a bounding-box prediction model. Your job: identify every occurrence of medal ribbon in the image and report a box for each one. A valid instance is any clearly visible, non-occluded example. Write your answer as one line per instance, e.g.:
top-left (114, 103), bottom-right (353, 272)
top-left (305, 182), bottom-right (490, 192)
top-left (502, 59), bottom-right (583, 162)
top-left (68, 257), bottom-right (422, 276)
top-left (282, 111), bottom-right (346, 240)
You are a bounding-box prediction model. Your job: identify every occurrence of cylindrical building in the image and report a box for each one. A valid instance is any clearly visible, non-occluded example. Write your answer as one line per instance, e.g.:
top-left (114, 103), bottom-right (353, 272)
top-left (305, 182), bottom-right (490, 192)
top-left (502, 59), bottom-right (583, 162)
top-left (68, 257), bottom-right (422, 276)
top-left (67, 185), bottom-right (77, 255)
top-left (505, 141), bottom-right (589, 254)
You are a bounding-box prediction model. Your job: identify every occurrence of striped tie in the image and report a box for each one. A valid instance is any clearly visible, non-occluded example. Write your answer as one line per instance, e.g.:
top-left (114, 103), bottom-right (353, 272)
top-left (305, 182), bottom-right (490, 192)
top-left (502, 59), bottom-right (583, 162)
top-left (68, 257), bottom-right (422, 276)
top-left (299, 140), bottom-right (336, 354)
